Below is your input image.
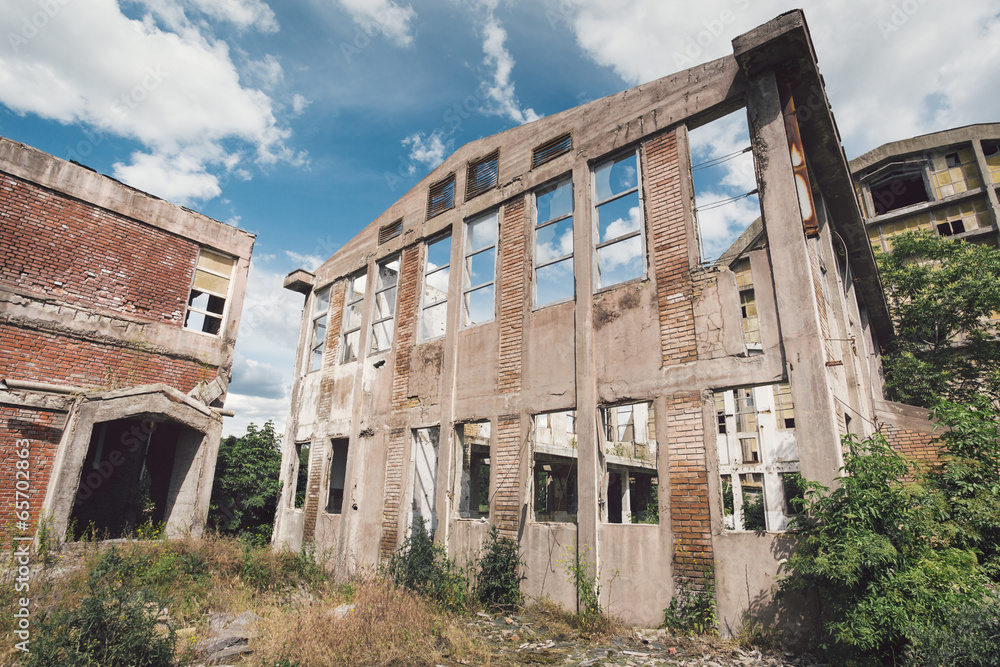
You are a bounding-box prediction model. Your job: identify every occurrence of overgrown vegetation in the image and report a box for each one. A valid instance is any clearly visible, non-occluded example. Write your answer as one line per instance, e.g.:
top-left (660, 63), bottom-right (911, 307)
top-left (384, 519), bottom-right (472, 611)
top-left (475, 526), bottom-right (524, 611)
top-left (208, 420), bottom-right (283, 545)
top-left (779, 398), bottom-right (1000, 665)
top-left (662, 571), bottom-right (717, 636)
top-left (876, 231), bottom-right (1000, 407)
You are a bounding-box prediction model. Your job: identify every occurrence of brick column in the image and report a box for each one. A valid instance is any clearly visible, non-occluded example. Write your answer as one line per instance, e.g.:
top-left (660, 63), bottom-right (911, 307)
top-left (0, 406), bottom-right (66, 537)
top-left (391, 246), bottom-right (421, 409)
top-left (317, 279), bottom-right (346, 421)
top-left (498, 196), bottom-right (526, 394)
top-left (645, 131), bottom-right (698, 367)
top-left (493, 414), bottom-right (522, 537)
top-left (301, 442), bottom-right (325, 542)
top-left (380, 428), bottom-right (407, 557)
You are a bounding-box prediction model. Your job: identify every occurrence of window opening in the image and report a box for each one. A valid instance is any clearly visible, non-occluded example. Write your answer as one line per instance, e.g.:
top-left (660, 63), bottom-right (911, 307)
top-left (689, 110), bottom-right (761, 265)
top-left (411, 426), bottom-right (440, 533)
top-left (593, 149), bottom-right (644, 288)
top-left (732, 258), bottom-right (761, 351)
top-left (457, 421), bottom-right (491, 519)
top-left (427, 174), bottom-right (456, 219)
top-left (533, 410), bottom-right (577, 522)
top-left (601, 401), bottom-right (658, 524)
top-left (466, 149), bottom-right (499, 200)
top-left (184, 248), bottom-right (236, 335)
top-left (379, 219), bottom-right (402, 245)
top-left (462, 211), bottom-right (498, 327)
top-left (293, 442), bottom-right (310, 509)
top-left (326, 438), bottom-right (349, 514)
top-left (869, 164), bottom-right (930, 215)
top-left (715, 384), bottom-right (799, 531)
top-left (533, 177), bottom-right (574, 307)
top-left (532, 133), bottom-right (572, 169)
top-left (341, 271), bottom-right (367, 362)
top-left (370, 256), bottom-right (400, 353)
top-left (419, 234), bottom-right (451, 341)
top-left (309, 286), bottom-right (330, 372)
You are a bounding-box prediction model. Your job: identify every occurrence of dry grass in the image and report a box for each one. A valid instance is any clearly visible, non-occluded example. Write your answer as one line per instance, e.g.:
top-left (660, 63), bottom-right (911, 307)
top-left (522, 596), bottom-right (629, 641)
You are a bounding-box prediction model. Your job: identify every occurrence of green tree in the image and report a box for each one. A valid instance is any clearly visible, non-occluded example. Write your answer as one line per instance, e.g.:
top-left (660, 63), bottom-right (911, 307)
top-left (208, 420), bottom-right (283, 545)
top-left (876, 231), bottom-right (1000, 407)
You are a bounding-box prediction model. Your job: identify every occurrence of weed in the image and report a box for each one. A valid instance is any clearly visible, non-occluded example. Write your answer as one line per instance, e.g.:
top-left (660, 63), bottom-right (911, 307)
top-left (663, 560), bottom-right (717, 636)
top-left (475, 525), bottom-right (523, 612)
top-left (385, 519), bottom-right (471, 611)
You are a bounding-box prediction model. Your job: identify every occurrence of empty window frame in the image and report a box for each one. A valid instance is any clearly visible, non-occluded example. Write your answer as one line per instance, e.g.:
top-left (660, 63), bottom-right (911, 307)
top-left (868, 163), bottom-right (930, 215)
top-left (341, 271), bottom-right (367, 362)
top-left (456, 421), bottom-right (491, 519)
top-left (466, 149), bottom-right (499, 200)
top-left (379, 219), bottom-right (402, 245)
top-left (601, 401), bottom-right (658, 524)
top-left (184, 248), bottom-right (236, 335)
top-left (292, 442), bottom-right (310, 509)
top-left (326, 438), bottom-right (349, 514)
top-left (593, 149), bottom-right (645, 288)
top-left (309, 286), bottom-right (331, 372)
top-left (715, 383), bottom-right (800, 532)
top-left (689, 109), bottom-right (762, 265)
top-left (370, 256), bottom-right (400, 353)
top-left (427, 174), bottom-right (456, 219)
top-left (732, 259), bottom-right (762, 351)
top-left (411, 426), bottom-right (440, 533)
top-left (419, 234), bottom-right (451, 341)
top-left (462, 211), bottom-right (498, 327)
top-left (533, 177), bottom-right (574, 307)
top-left (533, 410), bottom-right (578, 522)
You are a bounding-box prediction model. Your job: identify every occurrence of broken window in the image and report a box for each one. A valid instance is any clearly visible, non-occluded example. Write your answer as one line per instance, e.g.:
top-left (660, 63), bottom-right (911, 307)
top-left (593, 150), bottom-right (645, 288)
top-left (411, 426), bottom-right (440, 533)
top-left (341, 271), bottom-right (367, 363)
top-left (326, 438), bottom-right (349, 514)
top-left (462, 211), bottom-right (497, 327)
top-left (456, 421), bottom-right (491, 519)
top-left (732, 259), bottom-right (761, 351)
top-left (689, 109), bottom-right (761, 265)
top-left (309, 286), bottom-right (330, 372)
top-left (184, 248), bottom-right (236, 335)
top-left (868, 164), bottom-right (930, 215)
top-left (601, 401), bottom-right (658, 524)
top-left (293, 442), bottom-right (310, 509)
top-left (533, 410), bottom-right (578, 522)
top-left (419, 234), bottom-right (451, 341)
top-left (370, 256), bottom-right (399, 353)
top-left (534, 177), bottom-right (574, 307)
top-left (715, 384), bottom-right (800, 531)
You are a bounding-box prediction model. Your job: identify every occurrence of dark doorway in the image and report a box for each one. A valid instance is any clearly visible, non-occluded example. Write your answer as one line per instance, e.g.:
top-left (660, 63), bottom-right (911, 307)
top-left (69, 418), bottom-right (179, 539)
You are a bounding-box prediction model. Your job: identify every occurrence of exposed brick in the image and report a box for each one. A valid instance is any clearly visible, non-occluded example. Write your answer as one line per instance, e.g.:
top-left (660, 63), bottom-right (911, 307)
top-left (498, 197), bottom-right (526, 394)
top-left (391, 247), bottom-right (421, 408)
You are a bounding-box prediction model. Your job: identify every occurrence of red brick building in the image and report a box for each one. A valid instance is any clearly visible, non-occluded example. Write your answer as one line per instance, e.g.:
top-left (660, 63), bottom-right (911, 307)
top-left (0, 137), bottom-right (254, 541)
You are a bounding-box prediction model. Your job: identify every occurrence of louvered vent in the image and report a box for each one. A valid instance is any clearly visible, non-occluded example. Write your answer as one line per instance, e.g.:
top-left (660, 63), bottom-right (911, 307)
top-left (378, 219), bottom-right (402, 245)
top-left (427, 174), bottom-right (456, 219)
top-left (532, 133), bottom-right (572, 169)
top-left (465, 149), bottom-right (499, 201)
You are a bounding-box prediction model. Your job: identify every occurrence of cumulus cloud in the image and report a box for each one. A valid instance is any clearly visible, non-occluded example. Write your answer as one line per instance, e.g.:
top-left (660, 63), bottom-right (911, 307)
top-left (285, 250), bottom-right (324, 272)
top-left (222, 394), bottom-right (288, 438)
top-left (402, 130), bottom-right (450, 170)
top-left (479, 11), bottom-right (541, 125)
top-left (336, 0), bottom-right (417, 47)
top-left (0, 0), bottom-right (302, 204)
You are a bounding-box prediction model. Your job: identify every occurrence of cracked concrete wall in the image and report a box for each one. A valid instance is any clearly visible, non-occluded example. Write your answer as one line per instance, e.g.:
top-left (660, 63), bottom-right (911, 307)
top-left (275, 10), bottom-right (894, 630)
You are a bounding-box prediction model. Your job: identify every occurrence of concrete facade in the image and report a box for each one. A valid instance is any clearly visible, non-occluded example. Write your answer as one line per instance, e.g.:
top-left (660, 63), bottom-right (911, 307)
top-left (0, 137), bottom-right (254, 540)
top-left (273, 11), bottom-right (898, 630)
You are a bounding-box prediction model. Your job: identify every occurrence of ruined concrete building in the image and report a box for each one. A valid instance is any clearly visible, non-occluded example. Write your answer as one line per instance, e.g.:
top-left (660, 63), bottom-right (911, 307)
top-left (0, 138), bottom-right (254, 540)
top-left (272, 11), bottom-right (933, 629)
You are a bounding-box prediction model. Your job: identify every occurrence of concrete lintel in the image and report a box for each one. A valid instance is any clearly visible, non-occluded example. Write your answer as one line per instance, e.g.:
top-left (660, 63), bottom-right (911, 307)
top-left (284, 268), bottom-right (316, 294)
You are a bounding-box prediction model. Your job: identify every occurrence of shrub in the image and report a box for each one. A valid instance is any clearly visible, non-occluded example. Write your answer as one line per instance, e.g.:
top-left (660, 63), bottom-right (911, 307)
top-left (662, 572), bottom-right (717, 636)
top-left (475, 526), bottom-right (523, 611)
top-left (904, 593), bottom-right (1000, 667)
top-left (27, 548), bottom-right (175, 667)
top-left (385, 519), bottom-right (471, 610)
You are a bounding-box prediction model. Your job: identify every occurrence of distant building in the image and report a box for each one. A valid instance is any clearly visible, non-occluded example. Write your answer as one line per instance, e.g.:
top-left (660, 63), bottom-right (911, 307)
top-left (0, 138), bottom-right (254, 540)
top-left (271, 11), bottom-right (935, 630)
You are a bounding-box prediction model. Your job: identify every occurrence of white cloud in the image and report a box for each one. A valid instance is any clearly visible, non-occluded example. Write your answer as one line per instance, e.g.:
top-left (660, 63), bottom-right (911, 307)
top-left (0, 0), bottom-right (302, 204)
top-left (285, 250), bottom-right (323, 272)
top-left (244, 54), bottom-right (284, 89)
top-left (402, 130), bottom-right (450, 170)
top-left (231, 353), bottom-right (286, 400)
top-left (336, 0), bottom-right (417, 47)
top-left (479, 11), bottom-right (541, 125)
top-left (183, 0), bottom-right (279, 33)
top-left (694, 192), bottom-right (761, 263)
top-left (222, 393), bottom-right (288, 438)
top-left (291, 94), bottom-right (311, 116)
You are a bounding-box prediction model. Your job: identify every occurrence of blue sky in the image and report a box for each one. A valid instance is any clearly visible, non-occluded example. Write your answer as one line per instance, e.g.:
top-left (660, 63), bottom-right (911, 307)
top-left (2, 0), bottom-right (998, 436)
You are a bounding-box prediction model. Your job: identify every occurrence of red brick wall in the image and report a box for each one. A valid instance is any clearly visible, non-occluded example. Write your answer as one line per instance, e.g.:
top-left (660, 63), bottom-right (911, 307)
top-left (391, 246), bottom-right (421, 409)
top-left (493, 414), bottom-right (522, 537)
top-left (302, 441), bottom-right (325, 541)
top-left (645, 133), bottom-right (698, 367)
top-left (0, 172), bottom-right (198, 325)
top-left (497, 197), bottom-right (526, 394)
top-left (884, 424), bottom-right (940, 468)
top-left (0, 405), bottom-right (66, 535)
top-left (380, 428), bottom-right (407, 557)
top-left (664, 392), bottom-right (713, 588)
top-left (317, 279), bottom-right (347, 421)
top-left (0, 324), bottom-right (212, 392)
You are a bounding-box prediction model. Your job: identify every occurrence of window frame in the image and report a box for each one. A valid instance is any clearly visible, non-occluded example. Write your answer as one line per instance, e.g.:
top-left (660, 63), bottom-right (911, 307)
top-left (455, 421), bottom-right (492, 520)
top-left (599, 401), bottom-right (659, 524)
top-left (341, 270), bottom-right (368, 363)
top-left (461, 210), bottom-right (498, 328)
top-left (591, 147), bottom-right (647, 291)
top-left (183, 248), bottom-right (236, 336)
top-left (309, 286), bottom-right (331, 372)
top-left (532, 175), bottom-right (575, 309)
top-left (531, 409), bottom-right (579, 523)
top-left (369, 255), bottom-right (400, 354)
top-left (419, 232), bottom-right (452, 342)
